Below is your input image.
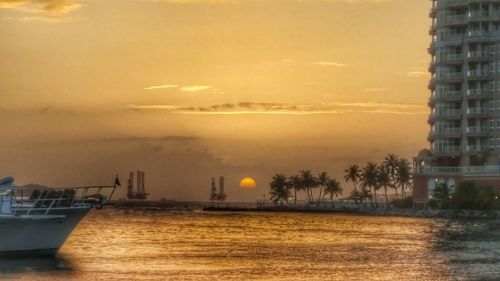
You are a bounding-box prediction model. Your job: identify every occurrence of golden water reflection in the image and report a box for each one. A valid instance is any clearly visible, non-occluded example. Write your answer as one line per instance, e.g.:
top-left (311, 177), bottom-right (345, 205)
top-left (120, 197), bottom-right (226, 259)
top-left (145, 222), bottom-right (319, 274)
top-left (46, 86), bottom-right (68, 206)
top-left (2, 209), bottom-right (500, 280)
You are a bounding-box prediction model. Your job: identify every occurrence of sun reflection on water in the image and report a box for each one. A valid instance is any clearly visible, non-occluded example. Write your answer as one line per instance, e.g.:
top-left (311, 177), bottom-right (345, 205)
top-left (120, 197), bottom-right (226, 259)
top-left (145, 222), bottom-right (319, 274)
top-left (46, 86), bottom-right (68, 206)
top-left (2, 209), bottom-right (499, 280)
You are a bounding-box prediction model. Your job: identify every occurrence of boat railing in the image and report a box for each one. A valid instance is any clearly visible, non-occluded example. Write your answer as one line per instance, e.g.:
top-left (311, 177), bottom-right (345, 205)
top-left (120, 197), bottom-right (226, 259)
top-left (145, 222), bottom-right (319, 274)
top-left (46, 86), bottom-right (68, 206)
top-left (0, 184), bottom-right (118, 216)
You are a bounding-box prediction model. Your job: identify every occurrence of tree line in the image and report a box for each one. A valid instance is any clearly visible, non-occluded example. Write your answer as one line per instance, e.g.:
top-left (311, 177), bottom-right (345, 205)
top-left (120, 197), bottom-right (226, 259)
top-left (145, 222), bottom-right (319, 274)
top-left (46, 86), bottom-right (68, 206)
top-left (269, 154), bottom-right (413, 208)
top-left (432, 181), bottom-right (500, 210)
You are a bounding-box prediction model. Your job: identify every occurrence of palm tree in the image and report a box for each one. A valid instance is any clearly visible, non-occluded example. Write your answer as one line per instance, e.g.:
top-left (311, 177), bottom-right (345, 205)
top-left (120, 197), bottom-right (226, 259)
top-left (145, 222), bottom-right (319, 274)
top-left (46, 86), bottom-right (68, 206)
top-left (395, 158), bottom-right (413, 198)
top-left (344, 165), bottom-right (361, 192)
top-left (299, 170), bottom-right (317, 204)
top-left (269, 174), bottom-right (290, 206)
top-left (433, 182), bottom-right (452, 209)
top-left (288, 175), bottom-right (302, 205)
top-left (361, 162), bottom-right (378, 207)
top-left (323, 178), bottom-right (343, 207)
top-left (316, 172), bottom-right (330, 206)
top-left (382, 154), bottom-right (399, 197)
top-left (344, 165), bottom-right (361, 204)
top-left (377, 165), bottom-right (393, 208)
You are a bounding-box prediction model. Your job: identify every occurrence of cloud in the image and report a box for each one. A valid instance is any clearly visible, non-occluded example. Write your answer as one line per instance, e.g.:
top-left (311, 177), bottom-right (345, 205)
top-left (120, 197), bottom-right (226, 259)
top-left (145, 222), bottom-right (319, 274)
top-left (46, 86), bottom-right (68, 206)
top-left (180, 85), bottom-right (211, 92)
top-left (151, 0), bottom-right (238, 4)
top-left (128, 101), bottom-right (427, 115)
top-left (312, 61), bottom-right (348, 67)
top-left (144, 84), bottom-right (179, 90)
top-left (329, 102), bottom-right (425, 110)
top-left (297, 0), bottom-right (389, 3)
top-left (151, 0), bottom-right (389, 4)
top-left (144, 84), bottom-right (214, 93)
top-left (406, 71), bottom-right (429, 78)
top-left (0, 0), bottom-right (81, 21)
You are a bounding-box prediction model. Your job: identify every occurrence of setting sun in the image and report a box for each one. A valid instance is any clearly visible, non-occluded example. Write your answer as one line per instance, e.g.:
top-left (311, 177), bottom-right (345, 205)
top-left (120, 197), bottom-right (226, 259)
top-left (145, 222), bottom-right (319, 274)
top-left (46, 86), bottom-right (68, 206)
top-left (239, 177), bottom-right (257, 189)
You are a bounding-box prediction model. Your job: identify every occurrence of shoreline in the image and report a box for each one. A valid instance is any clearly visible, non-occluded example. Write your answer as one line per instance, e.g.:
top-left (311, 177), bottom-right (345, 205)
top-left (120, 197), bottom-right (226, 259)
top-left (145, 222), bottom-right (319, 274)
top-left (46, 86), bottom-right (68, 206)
top-left (108, 200), bottom-right (500, 219)
top-left (203, 206), bottom-right (500, 220)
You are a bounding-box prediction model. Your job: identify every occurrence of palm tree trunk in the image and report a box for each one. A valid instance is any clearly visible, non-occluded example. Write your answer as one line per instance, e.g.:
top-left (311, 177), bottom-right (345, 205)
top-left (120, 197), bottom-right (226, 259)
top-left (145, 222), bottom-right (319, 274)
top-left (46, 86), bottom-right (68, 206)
top-left (330, 192), bottom-right (334, 208)
top-left (384, 187), bottom-right (388, 208)
top-left (374, 188), bottom-right (378, 208)
top-left (317, 186), bottom-right (323, 206)
top-left (294, 188), bottom-right (297, 205)
top-left (369, 187), bottom-right (374, 207)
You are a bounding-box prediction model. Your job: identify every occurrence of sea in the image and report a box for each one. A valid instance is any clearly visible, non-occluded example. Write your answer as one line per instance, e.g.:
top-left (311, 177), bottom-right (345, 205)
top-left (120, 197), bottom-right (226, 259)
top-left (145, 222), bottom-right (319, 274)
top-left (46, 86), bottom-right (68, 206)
top-left (1, 208), bottom-right (499, 281)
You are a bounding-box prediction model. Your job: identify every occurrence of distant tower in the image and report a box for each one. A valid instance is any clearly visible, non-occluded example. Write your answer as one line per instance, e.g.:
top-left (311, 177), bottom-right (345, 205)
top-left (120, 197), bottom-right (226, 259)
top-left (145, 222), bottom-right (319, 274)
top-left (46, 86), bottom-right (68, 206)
top-left (141, 171), bottom-right (145, 194)
top-left (210, 177), bottom-right (217, 201)
top-left (219, 176), bottom-right (224, 195)
top-left (210, 176), bottom-right (227, 203)
top-left (136, 171), bottom-right (142, 194)
top-left (127, 171), bottom-right (134, 197)
top-left (127, 170), bottom-right (149, 200)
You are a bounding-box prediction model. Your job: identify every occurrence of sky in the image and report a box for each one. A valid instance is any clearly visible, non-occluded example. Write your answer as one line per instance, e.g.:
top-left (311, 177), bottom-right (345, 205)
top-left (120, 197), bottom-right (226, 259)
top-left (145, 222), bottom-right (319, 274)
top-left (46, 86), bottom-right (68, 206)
top-left (0, 0), bottom-right (432, 201)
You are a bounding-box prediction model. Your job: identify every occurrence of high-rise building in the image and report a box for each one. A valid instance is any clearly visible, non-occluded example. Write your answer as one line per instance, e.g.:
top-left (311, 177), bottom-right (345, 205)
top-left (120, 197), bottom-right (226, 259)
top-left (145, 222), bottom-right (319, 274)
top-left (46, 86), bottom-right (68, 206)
top-left (413, 0), bottom-right (500, 204)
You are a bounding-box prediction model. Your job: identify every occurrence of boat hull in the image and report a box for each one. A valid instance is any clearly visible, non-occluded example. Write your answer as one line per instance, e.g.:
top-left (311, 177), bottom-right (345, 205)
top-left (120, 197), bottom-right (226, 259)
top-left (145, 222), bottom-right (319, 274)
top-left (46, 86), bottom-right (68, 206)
top-left (0, 207), bottom-right (91, 257)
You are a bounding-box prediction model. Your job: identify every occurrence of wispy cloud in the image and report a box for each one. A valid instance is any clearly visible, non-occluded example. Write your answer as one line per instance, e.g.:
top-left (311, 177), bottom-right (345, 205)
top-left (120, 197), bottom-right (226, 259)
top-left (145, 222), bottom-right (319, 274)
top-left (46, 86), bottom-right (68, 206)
top-left (144, 84), bottom-right (179, 90)
top-left (406, 71), bottom-right (429, 78)
top-left (152, 0), bottom-right (389, 4)
top-left (329, 102), bottom-right (425, 110)
top-left (297, 0), bottom-right (389, 3)
top-left (144, 84), bottom-right (213, 93)
top-left (128, 101), bottom-right (426, 116)
top-left (312, 61), bottom-right (348, 67)
top-left (0, 0), bottom-right (81, 19)
top-left (151, 0), bottom-right (238, 4)
top-left (180, 85), bottom-right (211, 92)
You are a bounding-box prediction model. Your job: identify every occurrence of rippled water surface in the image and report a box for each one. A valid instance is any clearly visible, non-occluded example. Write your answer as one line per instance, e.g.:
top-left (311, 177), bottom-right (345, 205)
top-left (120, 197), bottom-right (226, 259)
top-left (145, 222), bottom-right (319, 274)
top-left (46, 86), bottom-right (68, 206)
top-left (1, 209), bottom-right (500, 280)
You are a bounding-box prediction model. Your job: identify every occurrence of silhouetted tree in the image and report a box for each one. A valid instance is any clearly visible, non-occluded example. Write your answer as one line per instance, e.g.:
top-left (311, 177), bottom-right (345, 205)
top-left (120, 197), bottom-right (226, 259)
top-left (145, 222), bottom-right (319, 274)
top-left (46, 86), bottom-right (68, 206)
top-left (269, 174), bottom-right (290, 206)
top-left (317, 172), bottom-right (330, 206)
top-left (361, 162), bottom-right (378, 207)
top-left (344, 164), bottom-right (361, 203)
top-left (323, 178), bottom-right (343, 207)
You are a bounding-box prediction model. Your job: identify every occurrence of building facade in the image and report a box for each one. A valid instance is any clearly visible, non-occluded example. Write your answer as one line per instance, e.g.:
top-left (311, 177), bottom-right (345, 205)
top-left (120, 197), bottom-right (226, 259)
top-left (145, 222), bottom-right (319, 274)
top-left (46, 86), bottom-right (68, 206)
top-left (414, 0), bottom-right (500, 204)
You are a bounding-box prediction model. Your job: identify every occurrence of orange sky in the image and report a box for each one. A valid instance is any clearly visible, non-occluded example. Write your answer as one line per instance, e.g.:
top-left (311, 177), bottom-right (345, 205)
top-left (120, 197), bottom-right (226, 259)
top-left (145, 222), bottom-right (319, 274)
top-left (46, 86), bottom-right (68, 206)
top-left (0, 0), bottom-right (432, 201)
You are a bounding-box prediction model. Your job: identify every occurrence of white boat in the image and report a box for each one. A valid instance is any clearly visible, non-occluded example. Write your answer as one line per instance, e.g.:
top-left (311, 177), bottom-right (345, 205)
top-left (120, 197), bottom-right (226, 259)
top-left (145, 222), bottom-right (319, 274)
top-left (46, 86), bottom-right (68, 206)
top-left (0, 176), bottom-right (119, 256)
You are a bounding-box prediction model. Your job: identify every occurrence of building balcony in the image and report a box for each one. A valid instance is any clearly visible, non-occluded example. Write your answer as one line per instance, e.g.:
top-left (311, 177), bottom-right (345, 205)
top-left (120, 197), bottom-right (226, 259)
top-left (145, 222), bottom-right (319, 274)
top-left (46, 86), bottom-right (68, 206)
top-left (436, 0), bottom-right (468, 9)
top-left (429, 25), bottom-right (436, 35)
top-left (467, 11), bottom-right (500, 21)
top-left (428, 127), bottom-right (462, 140)
top-left (433, 53), bottom-right (463, 65)
top-left (467, 145), bottom-right (490, 152)
top-left (440, 33), bottom-right (465, 42)
top-left (429, 90), bottom-right (463, 105)
top-left (429, 7), bottom-right (436, 18)
top-left (441, 14), bottom-right (467, 25)
top-left (467, 30), bottom-right (494, 41)
top-left (467, 70), bottom-right (491, 79)
top-left (466, 127), bottom-right (491, 135)
top-left (429, 110), bottom-right (462, 124)
top-left (434, 72), bottom-right (463, 82)
top-left (466, 89), bottom-right (490, 98)
top-left (466, 108), bottom-right (489, 115)
top-left (415, 165), bottom-right (500, 175)
top-left (467, 51), bottom-right (490, 60)
top-left (432, 146), bottom-right (462, 155)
